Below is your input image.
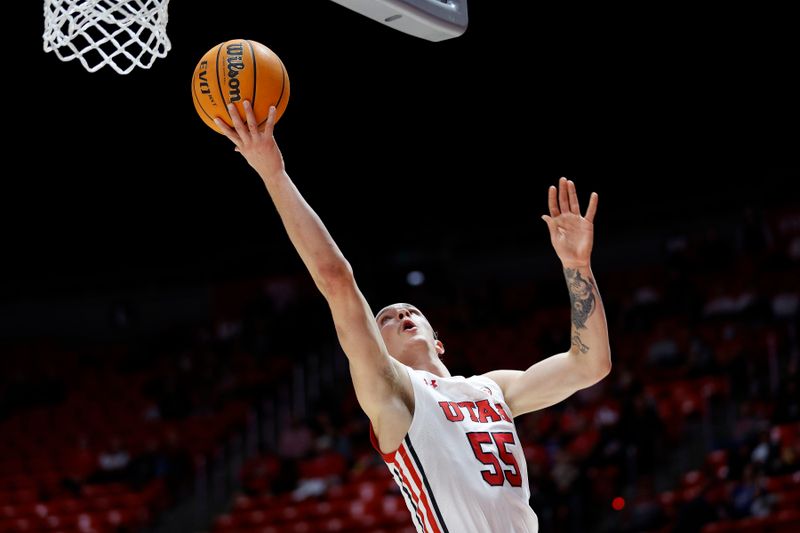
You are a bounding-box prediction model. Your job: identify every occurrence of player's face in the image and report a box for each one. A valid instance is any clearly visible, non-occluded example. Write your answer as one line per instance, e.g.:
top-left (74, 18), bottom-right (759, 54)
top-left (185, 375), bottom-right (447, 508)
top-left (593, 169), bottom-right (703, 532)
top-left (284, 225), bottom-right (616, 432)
top-left (375, 303), bottom-right (435, 354)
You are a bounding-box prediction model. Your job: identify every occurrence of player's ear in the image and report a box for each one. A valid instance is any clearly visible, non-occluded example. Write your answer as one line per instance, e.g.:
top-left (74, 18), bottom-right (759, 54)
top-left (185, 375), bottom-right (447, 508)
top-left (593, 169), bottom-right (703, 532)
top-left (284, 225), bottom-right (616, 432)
top-left (435, 340), bottom-right (445, 356)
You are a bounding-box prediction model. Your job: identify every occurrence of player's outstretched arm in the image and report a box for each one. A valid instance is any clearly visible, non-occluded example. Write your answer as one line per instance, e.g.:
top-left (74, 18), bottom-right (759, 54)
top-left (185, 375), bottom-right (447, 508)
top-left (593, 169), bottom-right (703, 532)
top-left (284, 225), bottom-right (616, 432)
top-left (214, 103), bottom-right (411, 429)
top-left (214, 102), bottom-right (342, 292)
top-left (484, 177), bottom-right (611, 417)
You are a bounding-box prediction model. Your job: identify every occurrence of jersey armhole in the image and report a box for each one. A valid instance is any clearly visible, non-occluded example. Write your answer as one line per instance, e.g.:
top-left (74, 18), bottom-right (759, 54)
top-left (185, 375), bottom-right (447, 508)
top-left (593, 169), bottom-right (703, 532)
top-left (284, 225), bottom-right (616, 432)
top-left (369, 423), bottom-right (398, 463)
top-left (368, 365), bottom-right (417, 464)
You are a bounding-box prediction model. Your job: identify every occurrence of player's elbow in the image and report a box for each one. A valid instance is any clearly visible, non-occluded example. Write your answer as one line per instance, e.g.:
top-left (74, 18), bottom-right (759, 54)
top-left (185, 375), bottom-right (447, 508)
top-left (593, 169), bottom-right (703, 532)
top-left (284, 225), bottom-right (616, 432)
top-left (316, 261), bottom-right (355, 296)
top-left (597, 358), bottom-right (612, 380)
top-left (576, 365), bottom-right (610, 393)
top-left (577, 354), bottom-right (611, 388)
top-left (589, 357), bottom-right (612, 384)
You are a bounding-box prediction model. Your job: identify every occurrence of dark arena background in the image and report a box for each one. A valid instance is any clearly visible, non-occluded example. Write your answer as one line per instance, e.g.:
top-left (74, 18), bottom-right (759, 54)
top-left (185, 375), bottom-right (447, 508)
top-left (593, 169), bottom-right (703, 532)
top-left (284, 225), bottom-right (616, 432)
top-left (3, 1), bottom-right (799, 532)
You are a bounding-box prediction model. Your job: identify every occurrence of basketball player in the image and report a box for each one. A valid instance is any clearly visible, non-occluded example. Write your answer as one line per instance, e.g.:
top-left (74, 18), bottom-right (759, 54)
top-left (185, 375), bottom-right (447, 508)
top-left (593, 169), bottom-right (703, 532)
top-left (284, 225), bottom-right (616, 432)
top-left (215, 102), bottom-right (611, 532)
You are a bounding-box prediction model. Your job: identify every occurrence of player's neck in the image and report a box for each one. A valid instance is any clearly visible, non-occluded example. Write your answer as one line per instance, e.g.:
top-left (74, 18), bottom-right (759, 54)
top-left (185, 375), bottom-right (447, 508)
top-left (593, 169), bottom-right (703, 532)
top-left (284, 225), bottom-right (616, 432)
top-left (395, 341), bottom-right (451, 377)
top-left (412, 355), bottom-right (451, 378)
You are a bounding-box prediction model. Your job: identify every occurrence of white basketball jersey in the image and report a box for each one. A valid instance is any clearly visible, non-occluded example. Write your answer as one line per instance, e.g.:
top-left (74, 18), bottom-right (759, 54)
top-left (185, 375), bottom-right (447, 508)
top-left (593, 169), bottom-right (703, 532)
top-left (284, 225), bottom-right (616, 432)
top-left (370, 367), bottom-right (539, 533)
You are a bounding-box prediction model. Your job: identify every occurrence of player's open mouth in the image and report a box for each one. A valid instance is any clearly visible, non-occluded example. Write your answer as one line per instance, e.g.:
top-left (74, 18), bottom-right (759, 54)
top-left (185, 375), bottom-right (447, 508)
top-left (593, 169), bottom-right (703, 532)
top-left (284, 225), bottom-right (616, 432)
top-left (401, 320), bottom-right (417, 333)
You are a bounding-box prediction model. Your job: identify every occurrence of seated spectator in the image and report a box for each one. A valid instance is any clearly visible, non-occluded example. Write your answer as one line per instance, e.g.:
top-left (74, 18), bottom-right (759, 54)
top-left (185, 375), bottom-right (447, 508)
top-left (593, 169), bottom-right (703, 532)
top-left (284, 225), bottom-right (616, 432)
top-left (60, 435), bottom-right (98, 495)
top-left (279, 417), bottom-right (314, 460)
top-left (672, 481), bottom-right (721, 533)
top-left (90, 437), bottom-right (131, 484)
top-left (730, 464), bottom-right (758, 519)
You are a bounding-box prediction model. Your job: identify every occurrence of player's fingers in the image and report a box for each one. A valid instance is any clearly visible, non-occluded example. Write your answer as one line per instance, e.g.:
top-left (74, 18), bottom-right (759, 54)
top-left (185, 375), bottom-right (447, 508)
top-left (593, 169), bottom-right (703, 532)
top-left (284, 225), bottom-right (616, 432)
top-left (227, 103), bottom-right (248, 137)
top-left (585, 192), bottom-right (599, 223)
top-left (262, 106), bottom-right (277, 135)
top-left (242, 100), bottom-right (259, 135)
top-left (213, 118), bottom-right (242, 148)
top-left (568, 180), bottom-right (580, 214)
top-left (558, 177), bottom-right (569, 215)
top-left (548, 185), bottom-right (560, 216)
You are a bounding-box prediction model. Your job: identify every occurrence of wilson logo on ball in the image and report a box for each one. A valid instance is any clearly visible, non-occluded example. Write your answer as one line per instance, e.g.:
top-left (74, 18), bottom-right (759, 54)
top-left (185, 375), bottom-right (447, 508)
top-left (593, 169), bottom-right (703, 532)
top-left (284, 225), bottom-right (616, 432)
top-left (225, 42), bottom-right (245, 103)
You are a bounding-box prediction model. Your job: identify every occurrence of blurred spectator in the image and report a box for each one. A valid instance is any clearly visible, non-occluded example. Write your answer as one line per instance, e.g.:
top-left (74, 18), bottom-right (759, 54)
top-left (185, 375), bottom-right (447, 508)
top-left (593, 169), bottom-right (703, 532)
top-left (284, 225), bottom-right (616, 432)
top-left (730, 463), bottom-right (759, 519)
top-left (771, 291), bottom-right (799, 319)
top-left (671, 480), bottom-right (720, 533)
top-left (686, 332), bottom-right (717, 376)
top-left (241, 452), bottom-right (281, 495)
top-left (627, 477), bottom-right (665, 532)
top-left (161, 429), bottom-right (194, 499)
top-left (90, 437), bottom-right (131, 484)
top-left (732, 402), bottom-right (770, 447)
top-left (60, 435), bottom-right (98, 497)
top-left (730, 463), bottom-right (776, 519)
top-left (278, 417), bottom-right (314, 460)
top-left (749, 472), bottom-right (776, 518)
top-left (619, 387), bottom-right (663, 481)
top-left (773, 371), bottom-right (799, 420)
top-left (127, 437), bottom-right (165, 490)
top-left (703, 285), bottom-right (757, 318)
top-left (750, 430), bottom-right (778, 470)
top-left (647, 322), bottom-right (683, 368)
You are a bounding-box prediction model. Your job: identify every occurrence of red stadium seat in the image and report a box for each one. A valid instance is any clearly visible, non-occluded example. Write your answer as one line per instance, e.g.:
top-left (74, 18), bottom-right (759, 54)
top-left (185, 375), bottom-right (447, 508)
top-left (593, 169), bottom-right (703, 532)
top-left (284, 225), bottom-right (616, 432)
top-left (706, 449), bottom-right (728, 468)
top-left (231, 494), bottom-right (255, 512)
top-left (1, 517), bottom-right (34, 532)
top-left (699, 376), bottom-right (730, 398)
top-left (701, 520), bottom-right (738, 533)
top-left (299, 451), bottom-right (347, 480)
top-left (241, 509), bottom-right (272, 528)
top-left (771, 423), bottom-right (800, 446)
top-left (41, 514), bottom-right (67, 531)
top-left (774, 489), bottom-right (800, 513)
top-left (290, 522), bottom-right (314, 533)
top-left (769, 472), bottom-right (800, 491)
top-left (320, 516), bottom-right (355, 531)
top-left (48, 498), bottom-right (85, 516)
top-left (74, 511), bottom-right (107, 532)
top-left (681, 469), bottom-right (706, 489)
top-left (523, 444), bottom-right (549, 468)
top-left (212, 514), bottom-right (237, 532)
top-left (769, 509), bottom-right (800, 532)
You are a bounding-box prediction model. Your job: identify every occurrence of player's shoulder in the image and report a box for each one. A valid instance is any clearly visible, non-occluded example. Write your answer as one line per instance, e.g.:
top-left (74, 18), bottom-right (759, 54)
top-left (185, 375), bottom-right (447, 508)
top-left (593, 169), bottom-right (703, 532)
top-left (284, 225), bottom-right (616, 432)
top-left (467, 374), bottom-right (505, 400)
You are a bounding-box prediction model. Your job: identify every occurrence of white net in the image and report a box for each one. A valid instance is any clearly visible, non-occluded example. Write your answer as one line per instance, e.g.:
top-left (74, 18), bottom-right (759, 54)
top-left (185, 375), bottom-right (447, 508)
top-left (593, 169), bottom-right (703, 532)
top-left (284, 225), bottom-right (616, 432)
top-left (43, 0), bottom-right (172, 75)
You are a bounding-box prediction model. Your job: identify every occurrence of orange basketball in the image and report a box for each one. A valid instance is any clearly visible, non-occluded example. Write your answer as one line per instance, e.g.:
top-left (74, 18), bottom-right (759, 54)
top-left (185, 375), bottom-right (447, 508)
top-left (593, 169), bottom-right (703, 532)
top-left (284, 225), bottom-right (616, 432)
top-left (191, 39), bottom-right (290, 134)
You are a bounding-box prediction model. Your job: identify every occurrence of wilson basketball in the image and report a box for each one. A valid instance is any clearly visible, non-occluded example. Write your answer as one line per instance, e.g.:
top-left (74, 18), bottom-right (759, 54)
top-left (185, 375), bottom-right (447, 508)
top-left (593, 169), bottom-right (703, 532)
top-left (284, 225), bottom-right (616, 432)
top-left (192, 39), bottom-right (290, 134)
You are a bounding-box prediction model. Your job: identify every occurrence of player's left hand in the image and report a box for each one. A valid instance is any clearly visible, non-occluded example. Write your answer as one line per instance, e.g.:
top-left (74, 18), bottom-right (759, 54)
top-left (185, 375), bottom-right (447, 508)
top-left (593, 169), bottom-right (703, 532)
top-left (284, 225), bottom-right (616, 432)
top-left (541, 177), bottom-right (598, 269)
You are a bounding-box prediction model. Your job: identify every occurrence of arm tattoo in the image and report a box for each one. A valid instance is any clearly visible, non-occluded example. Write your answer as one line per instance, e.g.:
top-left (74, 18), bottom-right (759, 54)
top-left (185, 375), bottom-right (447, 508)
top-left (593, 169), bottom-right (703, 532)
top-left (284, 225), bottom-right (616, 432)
top-left (564, 268), bottom-right (596, 330)
top-left (571, 334), bottom-right (590, 354)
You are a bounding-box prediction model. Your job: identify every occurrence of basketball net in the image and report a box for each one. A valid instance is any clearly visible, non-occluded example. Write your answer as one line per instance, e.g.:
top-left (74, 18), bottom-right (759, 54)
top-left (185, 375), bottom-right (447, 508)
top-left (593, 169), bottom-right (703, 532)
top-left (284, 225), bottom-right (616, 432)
top-left (43, 0), bottom-right (171, 75)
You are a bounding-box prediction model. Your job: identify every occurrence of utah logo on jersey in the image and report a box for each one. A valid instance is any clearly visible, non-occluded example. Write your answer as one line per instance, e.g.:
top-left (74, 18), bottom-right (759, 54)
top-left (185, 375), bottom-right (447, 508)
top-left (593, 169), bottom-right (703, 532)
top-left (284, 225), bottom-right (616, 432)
top-left (438, 400), bottom-right (512, 424)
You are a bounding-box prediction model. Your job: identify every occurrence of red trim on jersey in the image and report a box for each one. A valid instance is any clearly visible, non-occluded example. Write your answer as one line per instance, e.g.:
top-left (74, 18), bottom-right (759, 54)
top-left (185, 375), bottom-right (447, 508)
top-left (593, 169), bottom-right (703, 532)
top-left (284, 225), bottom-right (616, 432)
top-left (398, 444), bottom-right (443, 533)
top-left (394, 456), bottom-right (428, 530)
top-left (368, 423), bottom-right (398, 463)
